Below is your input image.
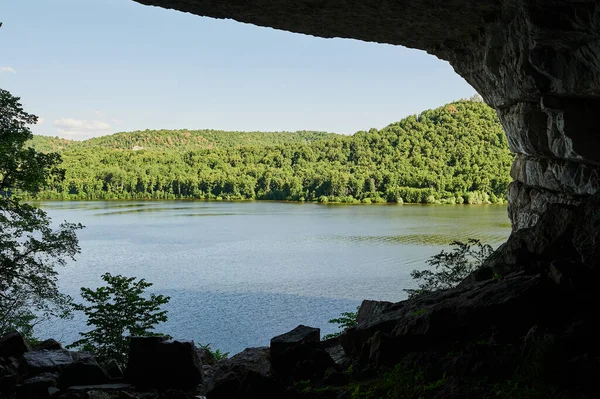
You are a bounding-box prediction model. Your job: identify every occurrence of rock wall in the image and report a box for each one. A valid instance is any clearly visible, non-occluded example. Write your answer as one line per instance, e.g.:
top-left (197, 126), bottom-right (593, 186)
top-left (134, 0), bottom-right (600, 231)
top-left (441, 3), bottom-right (600, 229)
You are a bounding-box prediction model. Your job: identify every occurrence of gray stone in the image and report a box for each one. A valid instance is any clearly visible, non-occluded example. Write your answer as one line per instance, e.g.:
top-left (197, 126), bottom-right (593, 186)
top-left (511, 155), bottom-right (600, 197)
top-left (21, 349), bottom-right (76, 376)
top-left (507, 181), bottom-right (581, 231)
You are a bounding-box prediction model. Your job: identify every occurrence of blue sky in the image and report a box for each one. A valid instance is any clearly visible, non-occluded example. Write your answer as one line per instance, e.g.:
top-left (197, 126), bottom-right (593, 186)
top-left (0, 0), bottom-right (476, 139)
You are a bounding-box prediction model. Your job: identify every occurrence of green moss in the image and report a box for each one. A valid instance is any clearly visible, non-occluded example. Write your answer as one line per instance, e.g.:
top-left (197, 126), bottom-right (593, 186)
top-left (409, 308), bottom-right (428, 317)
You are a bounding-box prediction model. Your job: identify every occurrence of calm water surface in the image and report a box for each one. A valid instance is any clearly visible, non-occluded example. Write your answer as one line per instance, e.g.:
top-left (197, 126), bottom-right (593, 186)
top-left (37, 201), bottom-right (510, 354)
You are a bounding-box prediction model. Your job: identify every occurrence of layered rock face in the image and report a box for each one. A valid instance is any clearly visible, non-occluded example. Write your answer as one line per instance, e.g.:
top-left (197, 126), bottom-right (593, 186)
top-left (134, 0), bottom-right (600, 231)
top-left (442, 3), bottom-right (600, 230)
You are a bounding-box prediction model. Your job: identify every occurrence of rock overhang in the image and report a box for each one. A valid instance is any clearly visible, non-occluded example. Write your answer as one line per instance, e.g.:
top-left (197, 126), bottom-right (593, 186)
top-left (132, 0), bottom-right (600, 232)
top-left (133, 0), bottom-right (501, 52)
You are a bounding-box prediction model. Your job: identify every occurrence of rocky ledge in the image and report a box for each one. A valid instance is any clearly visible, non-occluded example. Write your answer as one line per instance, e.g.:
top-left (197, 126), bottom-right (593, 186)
top-left (3, 194), bottom-right (600, 398)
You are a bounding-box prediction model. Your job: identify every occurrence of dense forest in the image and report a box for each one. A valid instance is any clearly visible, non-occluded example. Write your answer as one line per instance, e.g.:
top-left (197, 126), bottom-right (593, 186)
top-left (28, 129), bottom-right (335, 152)
top-left (26, 100), bottom-right (513, 204)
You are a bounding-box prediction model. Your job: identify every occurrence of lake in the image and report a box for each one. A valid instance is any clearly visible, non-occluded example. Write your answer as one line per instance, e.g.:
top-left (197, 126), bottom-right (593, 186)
top-left (36, 201), bottom-right (511, 355)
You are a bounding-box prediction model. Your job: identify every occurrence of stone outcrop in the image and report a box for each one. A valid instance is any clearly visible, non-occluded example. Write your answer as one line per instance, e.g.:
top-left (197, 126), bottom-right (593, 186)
top-left (125, 336), bottom-right (203, 390)
top-left (270, 325), bottom-right (335, 382)
top-left (204, 347), bottom-right (282, 398)
top-left (132, 0), bottom-right (600, 232)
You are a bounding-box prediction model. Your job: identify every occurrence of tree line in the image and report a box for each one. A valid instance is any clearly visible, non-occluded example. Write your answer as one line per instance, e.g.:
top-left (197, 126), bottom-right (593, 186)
top-left (27, 100), bottom-right (513, 204)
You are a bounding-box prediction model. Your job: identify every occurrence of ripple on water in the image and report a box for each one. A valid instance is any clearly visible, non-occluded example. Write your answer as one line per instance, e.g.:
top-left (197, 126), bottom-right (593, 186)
top-left (34, 201), bottom-right (511, 354)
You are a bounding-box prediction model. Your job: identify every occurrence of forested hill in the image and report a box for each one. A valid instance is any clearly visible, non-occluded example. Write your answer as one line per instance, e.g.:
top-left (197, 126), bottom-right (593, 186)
top-left (29, 129), bottom-right (336, 153)
top-left (30, 100), bottom-right (513, 204)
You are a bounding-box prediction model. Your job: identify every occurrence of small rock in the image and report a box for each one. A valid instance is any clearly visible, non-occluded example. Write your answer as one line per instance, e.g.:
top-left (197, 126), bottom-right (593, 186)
top-left (0, 331), bottom-right (30, 359)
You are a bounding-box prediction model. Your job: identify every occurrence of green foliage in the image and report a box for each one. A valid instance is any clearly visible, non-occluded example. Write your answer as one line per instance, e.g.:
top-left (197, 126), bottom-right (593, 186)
top-left (24, 100), bottom-right (512, 203)
top-left (323, 306), bottom-right (359, 340)
top-left (0, 88), bottom-right (82, 337)
top-left (67, 273), bottom-right (170, 363)
top-left (28, 129), bottom-right (335, 153)
top-left (197, 342), bottom-right (230, 361)
top-left (404, 239), bottom-right (493, 298)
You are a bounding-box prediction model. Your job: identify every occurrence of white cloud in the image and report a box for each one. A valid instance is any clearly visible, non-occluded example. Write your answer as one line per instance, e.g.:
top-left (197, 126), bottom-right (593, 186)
top-left (53, 118), bottom-right (112, 138)
top-left (0, 66), bottom-right (16, 73)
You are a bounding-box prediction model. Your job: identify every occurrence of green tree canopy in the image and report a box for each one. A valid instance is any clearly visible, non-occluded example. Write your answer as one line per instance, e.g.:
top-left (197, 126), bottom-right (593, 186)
top-left (0, 88), bottom-right (82, 338)
top-left (26, 100), bottom-right (513, 204)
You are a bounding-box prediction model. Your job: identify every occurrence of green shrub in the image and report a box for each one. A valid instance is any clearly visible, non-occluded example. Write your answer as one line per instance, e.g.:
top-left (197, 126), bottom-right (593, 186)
top-left (67, 273), bottom-right (170, 363)
top-left (404, 239), bottom-right (493, 298)
top-left (197, 342), bottom-right (230, 361)
top-left (323, 306), bottom-right (360, 340)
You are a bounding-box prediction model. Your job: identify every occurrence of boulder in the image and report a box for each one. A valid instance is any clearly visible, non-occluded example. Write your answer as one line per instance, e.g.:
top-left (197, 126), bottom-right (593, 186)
top-left (59, 356), bottom-right (110, 389)
top-left (340, 272), bottom-right (560, 369)
top-left (206, 347), bottom-right (283, 398)
top-left (15, 372), bottom-right (59, 399)
top-left (125, 336), bottom-right (203, 390)
top-left (270, 325), bottom-right (320, 358)
top-left (20, 349), bottom-right (77, 376)
top-left (270, 325), bottom-right (335, 382)
top-left (0, 330), bottom-right (30, 359)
